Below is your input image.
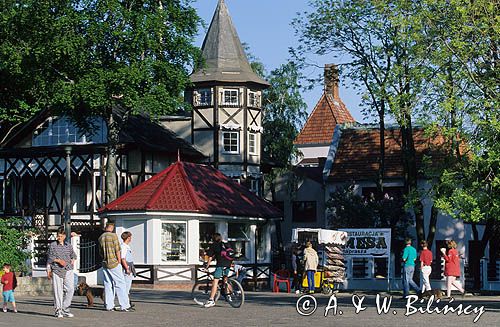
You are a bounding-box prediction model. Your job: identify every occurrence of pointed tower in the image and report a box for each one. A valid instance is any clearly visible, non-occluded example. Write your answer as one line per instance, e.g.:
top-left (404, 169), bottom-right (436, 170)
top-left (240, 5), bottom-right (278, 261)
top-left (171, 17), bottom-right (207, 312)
top-left (187, 0), bottom-right (269, 194)
top-left (294, 64), bottom-right (356, 166)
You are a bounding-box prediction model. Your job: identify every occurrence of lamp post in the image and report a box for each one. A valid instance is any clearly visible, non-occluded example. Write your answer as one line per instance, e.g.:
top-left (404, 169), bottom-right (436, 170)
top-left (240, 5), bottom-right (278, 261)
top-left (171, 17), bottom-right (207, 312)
top-left (64, 147), bottom-right (72, 239)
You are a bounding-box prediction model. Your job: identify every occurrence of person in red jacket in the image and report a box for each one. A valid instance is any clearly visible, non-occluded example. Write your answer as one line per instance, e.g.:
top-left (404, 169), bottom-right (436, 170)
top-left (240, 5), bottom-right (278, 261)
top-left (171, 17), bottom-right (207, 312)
top-left (440, 239), bottom-right (465, 299)
top-left (419, 241), bottom-right (433, 293)
top-left (1, 263), bottom-right (17, 313)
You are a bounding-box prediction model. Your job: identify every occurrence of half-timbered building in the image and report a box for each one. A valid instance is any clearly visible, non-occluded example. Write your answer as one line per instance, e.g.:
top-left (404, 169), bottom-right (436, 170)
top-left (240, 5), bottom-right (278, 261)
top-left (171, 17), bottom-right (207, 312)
top-left (0, 108), bottom-right (205, 273)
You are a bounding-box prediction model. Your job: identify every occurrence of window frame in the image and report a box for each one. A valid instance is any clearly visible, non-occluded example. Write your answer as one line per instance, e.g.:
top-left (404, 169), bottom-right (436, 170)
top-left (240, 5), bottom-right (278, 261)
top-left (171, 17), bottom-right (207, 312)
top-left (222, 89), bottom-right (239, 106)
top-left (32, 116), bottom-right (107, 147)
top-left (292, 201), bottom-right (317, 223)
top-left (197, 88), bottom-right (212, 106)
top-left (227, 223), bottom-right (250, 262)
top-left (248, 90), bottom-right (260, 108)
top-left (222, 131), bottom-right (240, 154)
top-left (160, 222), bottom-right (187, 263)
top-left (248, 132), bottom-right (257, 155)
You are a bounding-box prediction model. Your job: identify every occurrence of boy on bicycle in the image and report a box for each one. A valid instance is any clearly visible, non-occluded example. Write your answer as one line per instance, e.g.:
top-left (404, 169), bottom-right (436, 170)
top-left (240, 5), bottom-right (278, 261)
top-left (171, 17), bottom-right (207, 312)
top-left (204, 233), bottom-right (233, 308)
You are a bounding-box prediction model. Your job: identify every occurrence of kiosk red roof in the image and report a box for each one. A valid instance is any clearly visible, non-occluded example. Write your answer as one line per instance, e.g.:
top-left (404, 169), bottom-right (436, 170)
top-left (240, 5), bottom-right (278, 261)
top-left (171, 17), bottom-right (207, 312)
top-left (99, 161), bottom-right (281, 219)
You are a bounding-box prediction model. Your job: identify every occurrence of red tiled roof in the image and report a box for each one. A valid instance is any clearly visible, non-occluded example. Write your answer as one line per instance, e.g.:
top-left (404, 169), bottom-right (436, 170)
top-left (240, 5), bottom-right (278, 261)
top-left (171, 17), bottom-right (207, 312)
top-left (294, 93), bottom-right (356, 145)
top-left (328, 127), bottom-right (450, 182)
top-left (99, 161), bottom-right (282, 219)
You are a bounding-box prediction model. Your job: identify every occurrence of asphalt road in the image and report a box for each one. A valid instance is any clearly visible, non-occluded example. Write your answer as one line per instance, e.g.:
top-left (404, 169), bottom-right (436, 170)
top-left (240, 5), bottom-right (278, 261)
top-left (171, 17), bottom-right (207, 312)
top-left (1, 290), bottom-right (499, 327)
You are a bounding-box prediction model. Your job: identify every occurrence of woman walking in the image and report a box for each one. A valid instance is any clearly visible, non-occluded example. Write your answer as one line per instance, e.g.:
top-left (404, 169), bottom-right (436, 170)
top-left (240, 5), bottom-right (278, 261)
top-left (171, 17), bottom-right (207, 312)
top-left (303, 242), bottom-right (318, 294)
top-left (441, 240), bottom-right (465, 299)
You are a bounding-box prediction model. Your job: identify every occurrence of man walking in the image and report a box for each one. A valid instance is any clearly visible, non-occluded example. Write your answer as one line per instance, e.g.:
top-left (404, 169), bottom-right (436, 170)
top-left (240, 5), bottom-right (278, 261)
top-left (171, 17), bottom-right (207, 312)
top-left (402, 237), bottom-right (421, 298)
top-left (47, 227), bottom-right (77, 318)
top-left (98, 222), bottom-right (132, 312)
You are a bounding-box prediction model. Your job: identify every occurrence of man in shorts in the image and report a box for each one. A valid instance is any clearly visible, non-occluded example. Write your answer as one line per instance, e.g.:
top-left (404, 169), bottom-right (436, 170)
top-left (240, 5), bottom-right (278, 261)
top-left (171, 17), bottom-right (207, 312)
top-left (203, 233), bottom-right (232, 308)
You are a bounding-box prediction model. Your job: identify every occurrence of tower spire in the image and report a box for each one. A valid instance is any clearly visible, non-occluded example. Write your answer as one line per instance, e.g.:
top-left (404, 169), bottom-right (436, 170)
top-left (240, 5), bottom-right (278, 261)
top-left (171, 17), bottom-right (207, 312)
top-left (190, 0), bottom-right (269, 86)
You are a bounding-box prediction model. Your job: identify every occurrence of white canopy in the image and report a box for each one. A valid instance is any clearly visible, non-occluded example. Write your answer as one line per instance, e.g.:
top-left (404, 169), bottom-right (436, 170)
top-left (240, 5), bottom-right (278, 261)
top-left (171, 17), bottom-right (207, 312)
top-left (291, 228), bottom-right (348, 245)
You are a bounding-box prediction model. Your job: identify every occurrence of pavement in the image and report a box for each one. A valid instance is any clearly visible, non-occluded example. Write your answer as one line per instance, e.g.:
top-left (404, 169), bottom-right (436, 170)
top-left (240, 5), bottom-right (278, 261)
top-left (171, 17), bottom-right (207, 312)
top-left (1, 290), bottom-right (499, 327)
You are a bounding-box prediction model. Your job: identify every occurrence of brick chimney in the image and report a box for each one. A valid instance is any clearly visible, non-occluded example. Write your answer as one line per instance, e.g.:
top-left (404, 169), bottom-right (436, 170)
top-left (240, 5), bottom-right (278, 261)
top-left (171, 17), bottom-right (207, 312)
top-left (324, 64), bottom-right (340, 99)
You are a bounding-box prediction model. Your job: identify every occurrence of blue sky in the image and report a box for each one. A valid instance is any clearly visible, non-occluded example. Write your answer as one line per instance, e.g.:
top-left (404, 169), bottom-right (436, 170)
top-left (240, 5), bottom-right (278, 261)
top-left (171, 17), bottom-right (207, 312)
top-left (192, 0), bottom-right (370, 123)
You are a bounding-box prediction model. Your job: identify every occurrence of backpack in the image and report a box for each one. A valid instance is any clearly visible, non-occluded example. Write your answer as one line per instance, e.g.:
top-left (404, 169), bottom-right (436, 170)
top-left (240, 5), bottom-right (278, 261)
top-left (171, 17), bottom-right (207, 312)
top-left (220, 242), bottom-right (236, 261)
top-left (12, 273), bottom-right (17, 290)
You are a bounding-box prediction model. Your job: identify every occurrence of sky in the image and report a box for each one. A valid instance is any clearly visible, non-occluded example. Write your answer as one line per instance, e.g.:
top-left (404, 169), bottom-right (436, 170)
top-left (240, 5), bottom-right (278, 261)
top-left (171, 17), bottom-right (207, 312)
top-left (192, 0), bottom-right (370, 123)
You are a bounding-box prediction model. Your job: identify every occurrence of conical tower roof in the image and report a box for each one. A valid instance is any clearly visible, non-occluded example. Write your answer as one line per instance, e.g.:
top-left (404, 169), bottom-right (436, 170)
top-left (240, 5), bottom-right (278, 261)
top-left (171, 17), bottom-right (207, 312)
top-left (190, 0), bottom-right (269, 86)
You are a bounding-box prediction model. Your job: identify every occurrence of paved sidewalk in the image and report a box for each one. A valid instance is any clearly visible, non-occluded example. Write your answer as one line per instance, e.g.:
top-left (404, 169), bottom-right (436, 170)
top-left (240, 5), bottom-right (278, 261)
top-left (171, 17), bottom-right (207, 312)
top-left (1, 290), bottom-right (499, 326)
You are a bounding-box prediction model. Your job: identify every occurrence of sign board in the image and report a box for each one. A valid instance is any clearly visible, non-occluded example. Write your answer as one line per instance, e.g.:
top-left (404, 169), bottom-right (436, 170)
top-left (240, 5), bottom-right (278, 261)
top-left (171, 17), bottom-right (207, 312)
top-left (340, 228), bottom-right (391, 257)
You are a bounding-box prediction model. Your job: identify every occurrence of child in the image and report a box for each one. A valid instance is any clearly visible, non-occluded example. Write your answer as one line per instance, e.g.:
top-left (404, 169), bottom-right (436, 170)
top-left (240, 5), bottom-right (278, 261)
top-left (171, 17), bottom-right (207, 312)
top-left (232, 263), bottom-right (247, 284)
top-left (1, 263), bottom-right (17, 313)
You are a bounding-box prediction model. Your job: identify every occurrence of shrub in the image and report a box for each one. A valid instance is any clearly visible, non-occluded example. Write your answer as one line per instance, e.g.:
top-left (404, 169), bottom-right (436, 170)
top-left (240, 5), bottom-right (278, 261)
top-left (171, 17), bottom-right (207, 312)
top-left (0, 217), bottom-right (32, 274)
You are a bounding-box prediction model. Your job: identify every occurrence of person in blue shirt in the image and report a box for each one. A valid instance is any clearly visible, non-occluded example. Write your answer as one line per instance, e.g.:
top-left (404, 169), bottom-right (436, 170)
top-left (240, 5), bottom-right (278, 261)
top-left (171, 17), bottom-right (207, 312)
top-left (402, 237), bottom-right (421, 298)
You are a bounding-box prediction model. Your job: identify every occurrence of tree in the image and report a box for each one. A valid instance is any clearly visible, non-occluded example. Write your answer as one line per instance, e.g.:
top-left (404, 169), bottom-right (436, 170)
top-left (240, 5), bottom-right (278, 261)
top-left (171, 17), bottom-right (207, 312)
top-left (326, 184), bottom-right (412, 241)
top-left (420, 0), bottom-right (500, 286)
top-left (0, 0), bottom-right (202, 202)
top-left (293, 0), bottom-right (431, 246)
top-left (262, 62), bottom-right (308, 168)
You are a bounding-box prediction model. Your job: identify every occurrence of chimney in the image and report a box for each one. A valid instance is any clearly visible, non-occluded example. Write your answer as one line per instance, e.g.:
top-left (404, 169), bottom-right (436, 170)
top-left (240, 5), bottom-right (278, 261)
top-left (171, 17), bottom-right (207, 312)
top-left (324, 64), bottom-right (339, 99)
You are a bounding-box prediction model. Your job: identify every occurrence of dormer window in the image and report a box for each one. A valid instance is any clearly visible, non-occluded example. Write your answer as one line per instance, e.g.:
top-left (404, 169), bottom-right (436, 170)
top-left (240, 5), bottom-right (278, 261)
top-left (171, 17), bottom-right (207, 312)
top-left (222, 89), bottom-right (239, 106)
top-left (32, 116), bottom-right (107, 147)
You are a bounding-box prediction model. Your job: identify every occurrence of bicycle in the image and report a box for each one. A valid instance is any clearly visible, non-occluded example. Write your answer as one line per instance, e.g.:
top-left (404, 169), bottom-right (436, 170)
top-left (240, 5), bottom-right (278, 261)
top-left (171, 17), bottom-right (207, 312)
top-left (191, 266), bottom-right (245, 308)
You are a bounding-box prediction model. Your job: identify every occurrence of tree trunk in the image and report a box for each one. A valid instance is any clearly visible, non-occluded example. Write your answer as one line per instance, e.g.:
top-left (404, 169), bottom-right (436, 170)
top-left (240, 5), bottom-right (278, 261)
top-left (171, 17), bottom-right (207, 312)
top-left (426, 205), bottom-right (438, 250)
top-left (105, 113), bottom-right (119, 204)
top-left (400, 109), bottom-right (424, 244)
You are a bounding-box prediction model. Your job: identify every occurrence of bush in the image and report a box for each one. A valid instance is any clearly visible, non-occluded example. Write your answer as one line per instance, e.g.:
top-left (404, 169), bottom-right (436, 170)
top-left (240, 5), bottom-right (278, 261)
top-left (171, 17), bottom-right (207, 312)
top-left (0, 218), bottom-right (32, 274)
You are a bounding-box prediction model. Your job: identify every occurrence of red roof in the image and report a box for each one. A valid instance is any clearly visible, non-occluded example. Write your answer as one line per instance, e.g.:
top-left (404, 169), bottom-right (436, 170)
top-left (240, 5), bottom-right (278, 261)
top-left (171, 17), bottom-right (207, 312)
top-left (99, 161), bottom-right (281, 219)
top-left (294, 93), bottom-right (356, 145)
top-left (327, 127), bottom-right (451, 182)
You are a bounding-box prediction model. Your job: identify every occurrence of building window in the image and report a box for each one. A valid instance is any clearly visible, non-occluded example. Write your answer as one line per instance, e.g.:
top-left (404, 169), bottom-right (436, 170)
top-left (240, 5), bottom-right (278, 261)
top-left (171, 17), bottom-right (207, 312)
top-left (248, 133), bottom-right (257, 155)
top-left (228, 223), bottom-right (250, 261)
top-left (352, 258), bottom-right (369, 278)
top-left (292, 201), bottom-right (317, 222)
top-left (222, 131), bottom-right (239, 154)
top-left (248, 91), bottom-right (260, 107)
top-left (256, 225), bottom-right (269, 262)
top-left (195, 88), bottom-right (212, 106)
top-left (250, 179), bottom-right (259, 195)
top-left (161, 222), bottom-right (186, 262)
top-left (199, 222), bottom-right (216, 261)
top-left (32, 116), bottom-right (107, 146)
top-left (222, 89), bottom-right (239, 106)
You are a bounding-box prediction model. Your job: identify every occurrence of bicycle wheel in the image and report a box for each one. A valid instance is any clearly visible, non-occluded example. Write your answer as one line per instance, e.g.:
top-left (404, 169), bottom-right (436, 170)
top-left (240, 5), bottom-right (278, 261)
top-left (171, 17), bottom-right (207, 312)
top-left (191, 281), bottom-right (220, 306)
top-left (225, 279), bottom-right (244, 308)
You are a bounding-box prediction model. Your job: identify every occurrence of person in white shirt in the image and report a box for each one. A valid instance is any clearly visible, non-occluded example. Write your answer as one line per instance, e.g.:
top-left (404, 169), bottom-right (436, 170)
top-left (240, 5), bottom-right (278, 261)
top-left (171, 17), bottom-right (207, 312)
top-left (120, 232), bottom-right (135, 301)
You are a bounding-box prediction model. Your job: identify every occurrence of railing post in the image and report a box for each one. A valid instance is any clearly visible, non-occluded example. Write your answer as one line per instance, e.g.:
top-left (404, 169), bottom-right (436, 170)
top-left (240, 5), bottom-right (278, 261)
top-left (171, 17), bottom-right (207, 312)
top-left (481, 258), bottom-right (488, 290)
top-left (71, 234), bottom-right (81, 272)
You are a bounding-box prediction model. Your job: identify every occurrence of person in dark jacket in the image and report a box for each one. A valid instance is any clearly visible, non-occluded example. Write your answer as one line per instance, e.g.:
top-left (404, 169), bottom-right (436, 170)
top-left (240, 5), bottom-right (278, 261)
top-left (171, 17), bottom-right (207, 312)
top-left (203, 233), bottom-right (232, 308)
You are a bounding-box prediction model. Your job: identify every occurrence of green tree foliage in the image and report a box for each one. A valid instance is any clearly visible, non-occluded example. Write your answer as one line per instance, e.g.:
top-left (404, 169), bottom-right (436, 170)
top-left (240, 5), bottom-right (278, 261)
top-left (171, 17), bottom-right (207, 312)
top-left (327, 184), bottom-right (412, 241)
top-left (262, 62), bottom-right (308, 168)
top-left (0, 218), bottom-right (32, 273)
top-left (0, 0), bottom-right (202, 201)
